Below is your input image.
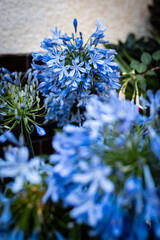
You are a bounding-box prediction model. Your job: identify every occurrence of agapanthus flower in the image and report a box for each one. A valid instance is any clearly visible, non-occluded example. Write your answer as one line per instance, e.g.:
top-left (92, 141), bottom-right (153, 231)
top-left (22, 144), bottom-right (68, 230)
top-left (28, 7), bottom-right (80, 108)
top-left (45, 123), bottom-right (160, 239)
top-left (0, 146), bottom-right (42, 192)
top-left (0, 192), bottom-right (11, 225)
top-left (42, 92), bottom-right (160, 239)
top-left (32, 19), bottom-right (120, 126)
top-left (140, 89), bottom-right (160, 122)
top-left (0, 68), bottom-right (46, 136)
top-left (0, 130), bottom-right (20, 145)
top-left (148, 126), bottom-right (160, 160)
top-left (84, 92), bottom-right (139, 138)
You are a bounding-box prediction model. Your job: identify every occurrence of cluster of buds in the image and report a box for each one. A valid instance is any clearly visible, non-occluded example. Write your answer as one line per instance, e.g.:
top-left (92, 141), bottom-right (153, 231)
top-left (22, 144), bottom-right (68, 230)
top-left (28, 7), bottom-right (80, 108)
top-left (0, 69), bottom-right (46, 135)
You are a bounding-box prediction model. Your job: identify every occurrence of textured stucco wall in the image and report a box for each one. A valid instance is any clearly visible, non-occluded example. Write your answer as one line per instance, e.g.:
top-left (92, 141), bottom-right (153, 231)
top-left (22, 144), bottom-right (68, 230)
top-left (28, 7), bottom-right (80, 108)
top-left (0, 0), bottom-right (152, 54)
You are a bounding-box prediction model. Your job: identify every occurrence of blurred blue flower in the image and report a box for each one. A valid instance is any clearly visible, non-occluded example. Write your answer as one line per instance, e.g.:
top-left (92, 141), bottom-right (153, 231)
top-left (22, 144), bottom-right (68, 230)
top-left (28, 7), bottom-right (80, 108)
top-left (0, 146), bottom-right (42, 192)
top-left (0, 192), bottom-right (11, 224)
top-left (84, 93), bottom-right (139, 138)
top-left (0, 130), bottom-right (20, 145)
top-left (0, 133), bottom-right (7, 143)
top-left (42, 92), bottom-right (160, 239)
top-left (141, 90), bottom-right (160, 121)
top-left (148, 126), bottom-right (160, 160)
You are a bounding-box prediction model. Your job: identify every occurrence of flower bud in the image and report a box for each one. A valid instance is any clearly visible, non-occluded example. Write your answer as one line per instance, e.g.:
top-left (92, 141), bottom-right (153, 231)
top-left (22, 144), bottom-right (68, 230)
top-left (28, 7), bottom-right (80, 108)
top-left (73, 19), bottom-right (78, 33)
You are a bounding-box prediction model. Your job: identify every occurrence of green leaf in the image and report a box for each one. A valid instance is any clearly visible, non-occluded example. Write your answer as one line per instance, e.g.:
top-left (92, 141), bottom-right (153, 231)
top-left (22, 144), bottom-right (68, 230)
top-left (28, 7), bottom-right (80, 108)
top-left (130, 60), bottom-right (147, 73)
top-left (138, 80), bottom-right (146, 91)
top-left (152, 50), bottom-right (160, 61)
top-left (146, 70), bottom-right (157, 76)
top-left (136, 75), bottom-right (145, 81)
top-left (130, 60), bottom-right (140, 70)
top-left (136, 63), bottom-right (147, 73)
top-left (141, 52), bottom-right (152, 65)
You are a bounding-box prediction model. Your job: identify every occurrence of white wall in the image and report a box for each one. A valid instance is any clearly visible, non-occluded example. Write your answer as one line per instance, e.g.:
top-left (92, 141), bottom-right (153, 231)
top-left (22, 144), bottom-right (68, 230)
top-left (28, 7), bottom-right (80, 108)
top-left (0, 0), bottom-right (152, 54)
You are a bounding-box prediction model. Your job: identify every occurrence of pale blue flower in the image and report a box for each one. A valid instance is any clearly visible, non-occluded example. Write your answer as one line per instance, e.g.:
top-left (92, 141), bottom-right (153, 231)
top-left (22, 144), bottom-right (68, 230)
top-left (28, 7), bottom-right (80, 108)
top-left (148, 126), bottom-right (160, 160)
top-left (91, 20), bottom-right (107, 46)
top-left (70, 57), bottom-right (86, 77)
top-left (46, 49), bottom-right (65, 66)
top-left (89, 52), bottom-right (104, 69)
top-left (0, 146), bottom-right (42, 192)
top-left (141, 90), bottom-right (160, 121)
top-left (54, 62), bottom-right (70, 80)
top-left (84, 93), bottom-right (139, 137)
top-left (65, 74), bottom-right (81, 90)
top-left (0, 193), bottom-right (11, 224)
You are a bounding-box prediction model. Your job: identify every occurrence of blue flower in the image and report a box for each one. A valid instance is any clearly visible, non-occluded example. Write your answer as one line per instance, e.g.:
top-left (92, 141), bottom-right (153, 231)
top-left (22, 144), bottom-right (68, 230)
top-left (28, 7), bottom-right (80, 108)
top-left (0, 228), bottom-right (24, 240)
top-left (65, 74), bottom-right (81, 91)
top-left (70, 57), bottom-right (86, 77)
top-left (0, 146), bottom-right (42, 192)
top-left (91, 20), bottom-right (107, 46)
top-left (60, 33), bottom-right (72, 42)
top-left (141, 90), bottom-right (160, 121)
top-left (32, 20), bottom-right (120, 126)
top-left (54, 61), bottom-right (70, 81)
top-left (72, 156), bottom-right (114, 194)
top-left (0, 133), bottom-right (7, 143)
top-left (84, 93), bottom-right (139, 136)
top-left (0, 193), bottom-right (11, 224)
top-left (0, 131), bottom-right (20, 145)
top-left (49, 26), bottom-right (62, 45)
top-left (148, 126), bottom-right (160, 160)
top-left (89, 52), bottom-right (104, 69)
top-left (42, 88), bottom-right (160, 239)
top-left (46, 49), bottom-right (66, 66)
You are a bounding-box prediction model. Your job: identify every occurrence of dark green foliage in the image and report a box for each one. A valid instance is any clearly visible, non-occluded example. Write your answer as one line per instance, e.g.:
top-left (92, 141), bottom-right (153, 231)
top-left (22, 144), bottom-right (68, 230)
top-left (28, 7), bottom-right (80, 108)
top-left (107, 33), bottom-right (160, 62)
top-left (148, 0), bottom-right (160, 33)
top-left (106, 33), bottom-right (160, 97)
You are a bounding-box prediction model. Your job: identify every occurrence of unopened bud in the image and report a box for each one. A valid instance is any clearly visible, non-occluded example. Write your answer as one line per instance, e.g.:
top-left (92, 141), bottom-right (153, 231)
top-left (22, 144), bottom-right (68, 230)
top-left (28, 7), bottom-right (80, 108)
top-left (24, 118), bottom-right (28, 124)
top-left (20, 104), bottom-right (25, 110)
top-left (32, 113), bottom-right (36, 121)
top-left (119, 89), bottom-right (125, 100)
top-left (30, 85), bottom-right (33, 92)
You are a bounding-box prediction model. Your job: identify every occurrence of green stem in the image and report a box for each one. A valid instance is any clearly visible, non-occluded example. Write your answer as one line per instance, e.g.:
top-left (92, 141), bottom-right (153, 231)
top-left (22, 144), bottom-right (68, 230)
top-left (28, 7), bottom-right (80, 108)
top-left (115, 55), bottom-right (132, 73)
top-left (23, 121), bottom-right (35, 158)
top-left (122, 48), bottom-right (134, 62)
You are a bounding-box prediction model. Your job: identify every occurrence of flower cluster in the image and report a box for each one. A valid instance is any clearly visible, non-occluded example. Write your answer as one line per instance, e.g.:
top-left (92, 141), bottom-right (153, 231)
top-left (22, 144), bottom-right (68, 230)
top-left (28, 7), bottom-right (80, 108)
top-left (32, 19), bottom-right (120, 126)
top-left (42, 91), bottom-right (160, 240)
top-left (0, 140), bottom-right (44, 240)
top-left (0, 68), bottom-right (46, 136)
top-left (84, 92), bottom-right (139, 137)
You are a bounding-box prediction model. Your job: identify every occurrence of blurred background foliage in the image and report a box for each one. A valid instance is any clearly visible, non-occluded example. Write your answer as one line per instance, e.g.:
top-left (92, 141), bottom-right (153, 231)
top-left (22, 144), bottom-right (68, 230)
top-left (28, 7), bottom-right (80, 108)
top-left (105, 0), bottom-right (160, 100)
